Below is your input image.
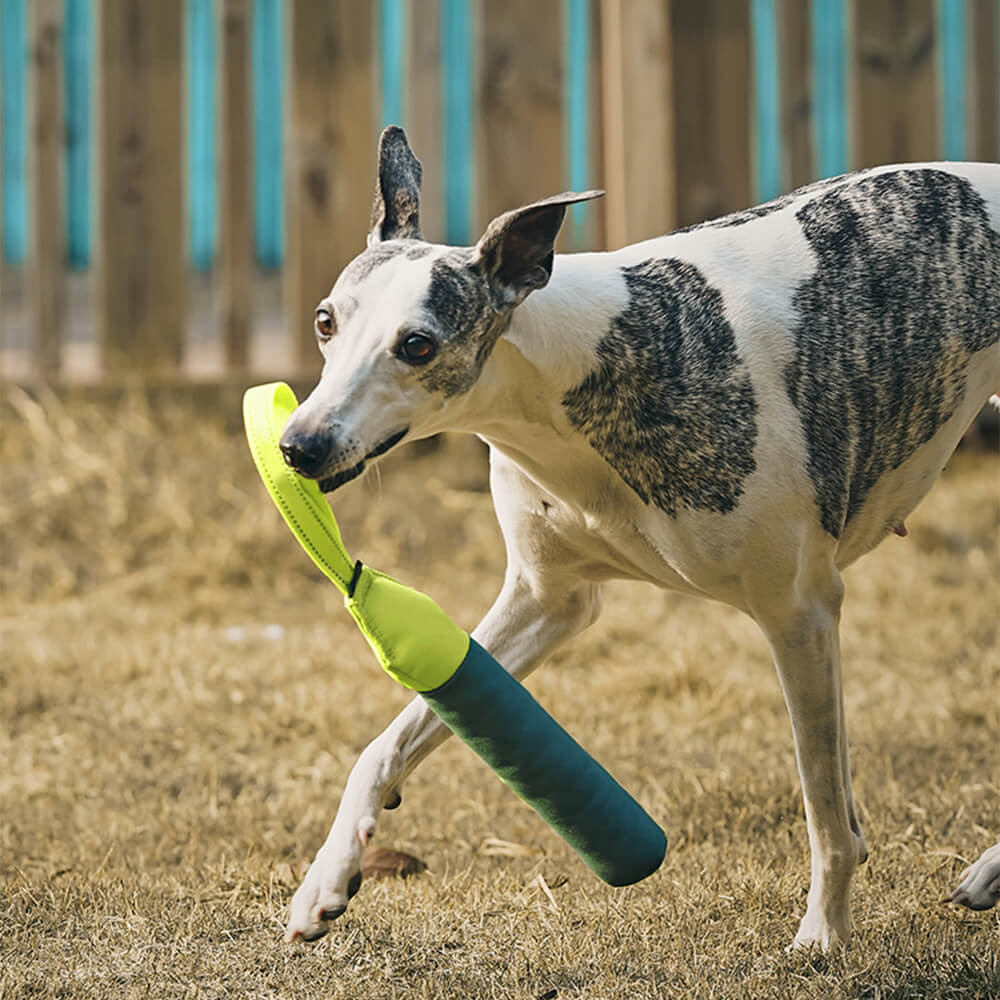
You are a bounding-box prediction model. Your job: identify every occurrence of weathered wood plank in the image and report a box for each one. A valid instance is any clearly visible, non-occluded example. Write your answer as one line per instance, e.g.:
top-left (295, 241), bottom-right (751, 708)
top-left (672, 0), bottom-right (751, 226)
top-left (852, 0), bottom-right (938, 168)
top-left (29, 0), bottom-right (65, 378)
top-left (779, 0), bottom-right (814, 189)
top-left (478, 0), bottom-right (564, 229)
top-left (98, 0), bottom-right (185, 372)
top-left (220, 0), bottom-right (252, 371)
top-left (285, 0), bottom-right (376, 368)
top-left (970, 0), bottom-right (999, 161)
top-left (600, 0), bottom-right (674, 247)
top-left (405, 0), bottom-right (445, 242)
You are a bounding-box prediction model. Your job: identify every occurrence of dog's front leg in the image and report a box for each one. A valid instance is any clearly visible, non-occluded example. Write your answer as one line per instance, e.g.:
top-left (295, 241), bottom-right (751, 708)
top-left (754, 564), bottom-right (868, 951)
top-left (285, 571), bottom-right (601, 942)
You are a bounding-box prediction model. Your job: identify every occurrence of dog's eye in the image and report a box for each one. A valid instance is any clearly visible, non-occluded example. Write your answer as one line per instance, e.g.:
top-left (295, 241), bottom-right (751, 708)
top-left (315, 309), bottom-right (335, 341)
top-left (397, 333), bottom-right (437, 365)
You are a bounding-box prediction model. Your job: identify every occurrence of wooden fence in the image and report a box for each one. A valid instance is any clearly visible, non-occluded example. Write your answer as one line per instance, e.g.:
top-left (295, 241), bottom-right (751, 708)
top-left (0, 0), bottom-right (998, 384)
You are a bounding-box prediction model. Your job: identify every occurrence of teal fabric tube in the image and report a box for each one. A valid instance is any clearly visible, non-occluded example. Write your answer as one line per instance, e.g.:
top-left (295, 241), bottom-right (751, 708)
top-left (422, 639), bottom-right (666, 886)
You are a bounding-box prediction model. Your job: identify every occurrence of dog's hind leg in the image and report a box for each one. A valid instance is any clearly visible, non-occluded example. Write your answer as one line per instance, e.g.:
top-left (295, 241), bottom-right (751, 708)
top-left (750, 551), bottom-right (867, 951)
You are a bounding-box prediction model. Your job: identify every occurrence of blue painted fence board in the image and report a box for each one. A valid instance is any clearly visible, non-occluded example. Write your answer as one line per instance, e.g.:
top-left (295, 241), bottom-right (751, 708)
top-left (752, 0), bottom-right (781, 201)
top-left (565, 0), bottom-right (589, 238)
top-left (811, 0), bottom-right (849, 177)
top-left (64, 0), bottom-right (91, 268)
top-left (253, 0), bottom-right (283, 269)
top-left (1, 0), bottom-right (27, 265)
top-left (380, 0), bottom-right (404, 128)
top-left (441, 0), bottom-right (472, 244)
top-left (187, 0), bottom-right (217, 271)
top-left (937, 0), bottom-right (966, 159)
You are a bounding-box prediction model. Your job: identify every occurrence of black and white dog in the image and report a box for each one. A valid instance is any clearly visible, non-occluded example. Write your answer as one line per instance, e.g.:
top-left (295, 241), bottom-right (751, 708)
top-left (279, 127), bottom-right (999, 946)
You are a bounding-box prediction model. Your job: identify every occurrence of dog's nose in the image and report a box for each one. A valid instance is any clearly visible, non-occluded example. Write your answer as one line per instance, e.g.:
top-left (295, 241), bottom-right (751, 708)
top-left (279, 431), bottom-right (331, 478)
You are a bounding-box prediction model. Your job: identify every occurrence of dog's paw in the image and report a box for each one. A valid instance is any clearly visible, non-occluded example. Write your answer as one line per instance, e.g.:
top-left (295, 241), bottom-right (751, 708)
top-left (946, 843), bottom-right (1000, 911)
top-left (285, 855), bottom-right (363, 942)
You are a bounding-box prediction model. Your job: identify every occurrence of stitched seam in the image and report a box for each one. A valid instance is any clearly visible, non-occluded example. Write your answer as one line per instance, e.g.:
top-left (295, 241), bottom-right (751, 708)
top-left (248, 397), bottom-right (351, 591)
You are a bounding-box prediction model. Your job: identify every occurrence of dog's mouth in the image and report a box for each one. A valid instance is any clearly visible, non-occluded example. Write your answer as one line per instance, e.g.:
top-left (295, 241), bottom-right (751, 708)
top-left (318, 428), bottom-right (408, 493)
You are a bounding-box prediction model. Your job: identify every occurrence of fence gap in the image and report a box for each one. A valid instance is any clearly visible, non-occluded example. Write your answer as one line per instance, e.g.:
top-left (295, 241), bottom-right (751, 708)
top-left (252, 0), bottom-right (283, 269)
top-left (1, 0), bottom-right (27, 265)
top-left (752, 0), bottom-right (781, 202)
top-left (441, 0), bottom-right (474, 244)
top-left (564, 0), bottom-right (591, 248)
top-left (98, 0), bottom-right (185, 372)
top-left (63, 0), bottom-right (91, 270)
top-left (29, 0), bottom-right (65, 377)
top-left (811, 0), bottom-right (848, 176)
top-left (187, 0), bottom-right (217, 272)
top-left (221, 0), bottom-right (252, 371)
top-left (937, 0), bottom-right (966, 159)
top-left (380, 0), bottom-right (405, 128)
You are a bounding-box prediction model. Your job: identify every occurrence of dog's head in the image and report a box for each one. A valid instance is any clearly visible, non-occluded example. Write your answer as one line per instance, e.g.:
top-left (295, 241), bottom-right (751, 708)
top-left (279, 126), bottom-right (602, 491)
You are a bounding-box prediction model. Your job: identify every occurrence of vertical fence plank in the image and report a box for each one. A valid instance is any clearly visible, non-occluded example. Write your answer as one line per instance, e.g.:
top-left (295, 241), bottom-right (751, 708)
top-left (479, 0), bottom-right (563, 228)
top-left (779, 0), bottom-right (814, 189)
top-left (937, 0), bottom-right (966, 159)
top-left (405, 0), bottom-right (444, 241)
top-left (99, 0), bottom-right (185, 372)
top-left (969, 0), bottom-right (999, 161)
top-left (672, 0), bottom-right (751, 225)
top-left (252, 0), bottom-right (283, 269)
top-left (64, 0), bottom-right (92, 269)
top-left (442, 0), bottom-right (474, 244)
top-left (600, 0), bottom-right (674, 247)
top-left (752, 0), bottom-right (781, 202)
top-left (285, 0), bottom-right (375, 367)
top-left (188, 0), bottom-right (217, 271)
top-left (1, 0), bottom-right (27, 265)
top-left (811, 0), bottom-right (848, 177)
top-left (221, 0), bottom-right (252, 370)
top-left (29, 0), bottom-right (65, 377)
top-left (853, 0), bottom-right (938, 169)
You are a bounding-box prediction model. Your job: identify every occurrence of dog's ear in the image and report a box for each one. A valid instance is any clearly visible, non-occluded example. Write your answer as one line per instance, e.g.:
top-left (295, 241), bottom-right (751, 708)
top-left (369, 126), bottom-right (423, 244)
top-left (471, 190), bottom-right (604, 309)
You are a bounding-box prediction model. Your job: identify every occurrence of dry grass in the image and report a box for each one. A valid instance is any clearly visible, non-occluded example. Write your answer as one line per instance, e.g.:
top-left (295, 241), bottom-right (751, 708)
top-left (1, 388), bottom-right (998, 999)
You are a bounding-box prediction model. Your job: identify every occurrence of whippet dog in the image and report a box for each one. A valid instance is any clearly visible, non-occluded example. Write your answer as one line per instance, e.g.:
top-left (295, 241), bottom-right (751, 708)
top-left (278, 127), bottom-right (999, 947)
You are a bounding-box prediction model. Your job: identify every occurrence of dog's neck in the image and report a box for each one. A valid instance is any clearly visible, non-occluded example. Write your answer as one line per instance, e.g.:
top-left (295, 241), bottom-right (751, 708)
top-left (447, 251), bottom-right (623, 490)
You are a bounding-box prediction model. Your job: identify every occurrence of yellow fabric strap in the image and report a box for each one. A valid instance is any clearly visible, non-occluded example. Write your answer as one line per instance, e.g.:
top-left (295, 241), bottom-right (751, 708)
top-left (243, 382), bottom-right (469, 691)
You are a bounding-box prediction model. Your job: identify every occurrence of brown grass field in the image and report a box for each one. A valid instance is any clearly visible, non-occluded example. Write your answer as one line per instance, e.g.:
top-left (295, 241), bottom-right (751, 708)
top-left (2, 390), bottom-right (998, 999)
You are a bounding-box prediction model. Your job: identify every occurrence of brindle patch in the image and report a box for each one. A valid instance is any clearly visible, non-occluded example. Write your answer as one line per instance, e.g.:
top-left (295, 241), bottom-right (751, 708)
top-left (785, 168), bottom-right (1000, 538)
top-left (339, 241), bottom-right (417, 288)
top-left (414, 251), bottom-right (509, 398)
top-left (562, 258), bottom-right (758, 516)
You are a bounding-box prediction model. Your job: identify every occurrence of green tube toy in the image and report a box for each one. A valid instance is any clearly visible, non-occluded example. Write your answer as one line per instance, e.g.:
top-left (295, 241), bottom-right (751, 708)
top-left (244, 382), bottom-right (666, 887)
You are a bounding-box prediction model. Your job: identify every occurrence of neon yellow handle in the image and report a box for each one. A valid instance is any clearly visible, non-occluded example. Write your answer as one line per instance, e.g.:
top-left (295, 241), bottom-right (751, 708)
top-left (242, 382), bottom-right (469, 691)
top-left (243, 382), bottom-right (355, 593)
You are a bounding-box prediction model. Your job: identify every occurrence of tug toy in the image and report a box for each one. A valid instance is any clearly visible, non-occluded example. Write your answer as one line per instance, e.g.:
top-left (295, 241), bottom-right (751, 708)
top-left (243, 382), bottom-right (667, 887)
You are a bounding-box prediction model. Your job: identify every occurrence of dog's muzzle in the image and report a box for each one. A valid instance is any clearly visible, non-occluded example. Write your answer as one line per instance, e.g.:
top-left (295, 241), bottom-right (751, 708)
top-left (316, 428), bottom-right (409, 493)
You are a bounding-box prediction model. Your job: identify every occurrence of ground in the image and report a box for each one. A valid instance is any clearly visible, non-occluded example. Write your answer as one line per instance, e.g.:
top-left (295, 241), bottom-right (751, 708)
top-left (1, 390), bottom-right (998, 999)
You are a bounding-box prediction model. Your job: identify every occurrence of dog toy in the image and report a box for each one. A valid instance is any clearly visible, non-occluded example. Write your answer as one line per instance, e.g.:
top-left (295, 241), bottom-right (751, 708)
top-left (243, 381), bottom-right (667, 886)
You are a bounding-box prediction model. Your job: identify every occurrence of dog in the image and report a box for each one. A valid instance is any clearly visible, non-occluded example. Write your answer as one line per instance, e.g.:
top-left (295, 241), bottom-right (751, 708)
top-left (278, 126), bottom-right (999, 947)
top-left (948, 843), bottom-right (1000, 910)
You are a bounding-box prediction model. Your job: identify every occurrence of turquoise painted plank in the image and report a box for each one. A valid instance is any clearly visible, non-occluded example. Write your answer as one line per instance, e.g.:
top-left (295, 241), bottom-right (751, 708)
top-left (565, 0), bottom-right (589, 237)
top-left (752, 0), bottom-right (781, 200)
top-left (441, 0), bottom-right (472, 244)
top-left (187, 0), bottom-right (217, 271)
top-left (937, 0), bottom-right (966, 159)
top-left (380, 0), bottom-right (404, 127)
top-left (811, 0), bottom-right (848, 177)
top-left (1, 0), bottom-right (27, 265)
top-left (64, 0), bottom-right (92, 269)
top-left (253, 0), bottom-right (283, 269)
